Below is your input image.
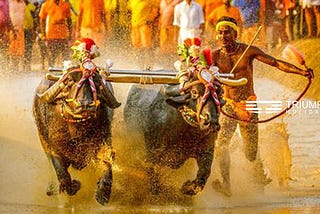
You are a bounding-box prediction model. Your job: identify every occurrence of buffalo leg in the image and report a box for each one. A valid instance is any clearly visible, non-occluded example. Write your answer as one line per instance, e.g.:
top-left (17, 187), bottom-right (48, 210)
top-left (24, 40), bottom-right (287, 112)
top-left (146, 164), bottom-right (161, 195)
top-left (50, 155), bottom-right (80, 196)
top-left (95, 162), bottom-right (112, 205)
top-left (181, 151), bottom-right (213, 195)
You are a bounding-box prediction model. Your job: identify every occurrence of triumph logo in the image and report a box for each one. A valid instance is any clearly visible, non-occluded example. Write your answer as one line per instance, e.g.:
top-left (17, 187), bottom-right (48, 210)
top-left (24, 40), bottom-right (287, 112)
top-left (245, 101), bottom-right (283, 114)
top-left (246, 100), bottom-right (320, 115)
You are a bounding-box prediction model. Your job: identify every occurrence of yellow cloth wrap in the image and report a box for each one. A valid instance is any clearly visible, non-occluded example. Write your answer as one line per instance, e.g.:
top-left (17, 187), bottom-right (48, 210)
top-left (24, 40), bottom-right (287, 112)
top-left (215, 21), bottom-right (238, 32)
top-left (224, 95), bottom-right (257, 121)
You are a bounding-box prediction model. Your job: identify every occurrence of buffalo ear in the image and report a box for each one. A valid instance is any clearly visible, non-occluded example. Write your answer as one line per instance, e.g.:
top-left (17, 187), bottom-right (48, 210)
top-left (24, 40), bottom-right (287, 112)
top-left (99, 82), bottom-right (121, 109)
top-left (165, 93), bottom-right (190, 109)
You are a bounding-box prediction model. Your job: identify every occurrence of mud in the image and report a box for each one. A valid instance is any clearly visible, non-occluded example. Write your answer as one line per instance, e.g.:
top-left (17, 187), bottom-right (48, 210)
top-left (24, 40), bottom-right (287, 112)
top-left (0, 38), bottom-right (320, 213)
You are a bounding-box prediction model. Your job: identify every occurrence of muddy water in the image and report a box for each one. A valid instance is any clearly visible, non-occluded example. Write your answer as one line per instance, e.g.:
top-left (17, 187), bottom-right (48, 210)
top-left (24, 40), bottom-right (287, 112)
top-left (0, 70), bottom-right (319, 213)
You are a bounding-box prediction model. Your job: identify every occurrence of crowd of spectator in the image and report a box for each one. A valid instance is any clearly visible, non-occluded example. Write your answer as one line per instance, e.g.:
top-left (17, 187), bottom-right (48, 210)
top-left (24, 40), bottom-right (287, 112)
top-left (0, 0), bottom-right (319, 71)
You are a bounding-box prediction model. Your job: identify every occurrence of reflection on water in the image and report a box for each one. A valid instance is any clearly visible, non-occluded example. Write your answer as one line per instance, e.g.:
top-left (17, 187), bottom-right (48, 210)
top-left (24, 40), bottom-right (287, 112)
top-left (0, 71), bottom-right (319, 213)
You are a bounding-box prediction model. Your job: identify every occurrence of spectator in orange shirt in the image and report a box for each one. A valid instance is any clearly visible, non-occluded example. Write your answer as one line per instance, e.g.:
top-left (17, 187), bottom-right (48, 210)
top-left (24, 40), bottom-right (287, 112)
top-left (159, 0), bottom-right (182, 67)
top-left (196, 0), bottom-right (223, 19)
top-left (9, 0), bottom-right (25, 71)
top-left (104, 0), bottom-right (118, 42)
top-left (77, 0), bottom-right (107, 49)
top-left (0, 0), bottom-right (15, 71)
top-left (39, 0), bottom-right (72, 68)
top-left (206, 0), bottom-right (243, 45)
top-left (128, 0), bottom-right (160, 68)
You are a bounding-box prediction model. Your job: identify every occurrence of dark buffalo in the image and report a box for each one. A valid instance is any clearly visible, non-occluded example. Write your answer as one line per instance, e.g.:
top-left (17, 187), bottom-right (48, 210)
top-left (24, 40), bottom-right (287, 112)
top-left (123, 68), bottom-right (245, 195)
top-left (33, 67), bottom-right (121, 205)
top-left (124, 68), bottom-right (246, 196)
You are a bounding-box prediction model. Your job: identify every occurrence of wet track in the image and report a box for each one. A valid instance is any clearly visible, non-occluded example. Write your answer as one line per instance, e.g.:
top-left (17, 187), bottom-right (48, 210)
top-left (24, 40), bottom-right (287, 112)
top-left (0, 70), bottom-right (320, 213)
top-left (0, 67), bottom-right (319, 213)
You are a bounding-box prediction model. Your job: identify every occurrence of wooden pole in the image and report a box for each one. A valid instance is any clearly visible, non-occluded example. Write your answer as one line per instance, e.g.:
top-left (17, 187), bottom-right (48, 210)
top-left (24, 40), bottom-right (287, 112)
top-left (230, 25), bottom-right (263, 74)
top-left (106, 75), bottom-right (179, 84)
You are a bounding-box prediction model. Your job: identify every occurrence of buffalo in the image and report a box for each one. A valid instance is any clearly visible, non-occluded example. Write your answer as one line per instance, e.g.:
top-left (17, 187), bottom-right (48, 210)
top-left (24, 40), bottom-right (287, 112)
top-left (33, 67), bottom-right (121, 205)
top-left (124, 68), bottom-right (245, 195)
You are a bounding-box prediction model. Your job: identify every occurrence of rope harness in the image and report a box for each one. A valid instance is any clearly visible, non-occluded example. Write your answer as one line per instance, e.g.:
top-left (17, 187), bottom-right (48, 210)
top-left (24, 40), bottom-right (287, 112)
top-left (221, 76), bottom-right (312, 123)
top-left (49, 67), bottom-right (101, 123)
top-left (178, 68), bottom-right (221, 127)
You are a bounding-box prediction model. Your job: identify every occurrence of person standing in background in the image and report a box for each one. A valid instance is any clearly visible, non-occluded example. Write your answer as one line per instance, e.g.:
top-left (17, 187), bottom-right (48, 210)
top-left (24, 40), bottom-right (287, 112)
top-left (0, 0), bottom-right (16, 71)
top-left (9, 0), bottom-right (25, 71)
top-left (196, 0), bottom-right (224, 19)
top-left (34, 1), bottom-right (48, 70)
top-left (23, 0), bottom-right (36, 71)
top-left (282, 0), bottom-right (296, 40)
top-left (272, 0), bottom-right (289, 47)
top-left (77, 0), bottom-right (107, 49)
top-left (206, 0), bottom-right (243, 45)
top-left (260, 0), bottom-right (276, 50)
top-left (233, 0), bottom-right (261, 45)
top-left (159, 0), bottom-right (182, 67)
top-left (301, 0), bottom-right (320, 38)
top-left (39, 0), bottom-right (72, 67)
top-left (104, 0), bottom-right (119, 44)
top-left (196, 0), bottom-right (224, 44)
top-left (173, 0), bottom-right (205, 44)
top-left (66, 0), bottom-right (79, 41)
top-left (128, 0), bottom-right (160, 68)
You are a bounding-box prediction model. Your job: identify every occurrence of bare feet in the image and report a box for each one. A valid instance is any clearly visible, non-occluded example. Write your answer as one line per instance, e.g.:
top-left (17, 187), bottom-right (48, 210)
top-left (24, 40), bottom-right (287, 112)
top-left (212, 179), bottom-right (232, 197)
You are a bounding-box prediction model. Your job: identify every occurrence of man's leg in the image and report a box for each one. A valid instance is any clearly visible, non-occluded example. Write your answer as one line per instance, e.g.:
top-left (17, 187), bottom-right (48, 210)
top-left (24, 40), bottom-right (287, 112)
top-left (239, 114), bottom-right (272, 188)
top-left (212, 105), bottom-right (238, 196)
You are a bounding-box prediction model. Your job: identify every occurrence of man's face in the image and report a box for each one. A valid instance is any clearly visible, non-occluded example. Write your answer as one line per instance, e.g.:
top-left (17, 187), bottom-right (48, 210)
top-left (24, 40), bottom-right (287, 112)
top-left (216, 25), bottom-right (237, 47)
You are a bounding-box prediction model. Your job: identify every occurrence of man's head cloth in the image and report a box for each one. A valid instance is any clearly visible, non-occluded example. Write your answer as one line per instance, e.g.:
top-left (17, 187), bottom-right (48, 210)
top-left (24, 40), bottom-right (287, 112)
top-left (215, 16), bottom-right (238, 33)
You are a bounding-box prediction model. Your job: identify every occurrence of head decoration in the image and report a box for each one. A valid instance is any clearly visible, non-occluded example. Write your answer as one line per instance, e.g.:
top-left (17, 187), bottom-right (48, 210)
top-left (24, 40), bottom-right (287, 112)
top-left (215, 20), bottom-right (238, 32)
top-left (177, 38), bottom-right (202, 61)
top-left (71, 38), bottom-right (100, 59)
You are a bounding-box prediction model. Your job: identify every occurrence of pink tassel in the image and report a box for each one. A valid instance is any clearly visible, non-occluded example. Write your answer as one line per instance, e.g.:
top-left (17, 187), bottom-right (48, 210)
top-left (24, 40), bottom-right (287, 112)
top-left (282, 44), bottom-right (305, 65)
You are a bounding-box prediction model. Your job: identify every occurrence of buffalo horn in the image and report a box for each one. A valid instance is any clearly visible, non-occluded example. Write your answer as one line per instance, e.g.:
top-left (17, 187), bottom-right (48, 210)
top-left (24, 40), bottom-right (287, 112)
top-left (46, 73), bottom-right (62, 81)
top-left (217, 77), bottom-right (248, 86)
top-left (37, 79), bottom-right (66, 103)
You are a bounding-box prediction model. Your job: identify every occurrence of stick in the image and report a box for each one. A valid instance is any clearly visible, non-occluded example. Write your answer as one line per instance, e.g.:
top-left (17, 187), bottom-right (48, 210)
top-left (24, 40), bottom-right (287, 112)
top-left (49, 67), bottom-right (178, 76)
top-left (230, 25), bottom-right (263, 74)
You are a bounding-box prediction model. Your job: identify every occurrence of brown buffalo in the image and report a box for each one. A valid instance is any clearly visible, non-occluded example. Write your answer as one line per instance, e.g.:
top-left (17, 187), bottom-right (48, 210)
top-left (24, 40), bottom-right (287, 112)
top-left (33, 67), bottom-right (120, 205)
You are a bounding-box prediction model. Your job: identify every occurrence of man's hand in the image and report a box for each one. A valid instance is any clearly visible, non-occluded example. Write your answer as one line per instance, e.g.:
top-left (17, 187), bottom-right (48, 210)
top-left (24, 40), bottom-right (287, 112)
top-left (304, 68), bottom-right (314, 79)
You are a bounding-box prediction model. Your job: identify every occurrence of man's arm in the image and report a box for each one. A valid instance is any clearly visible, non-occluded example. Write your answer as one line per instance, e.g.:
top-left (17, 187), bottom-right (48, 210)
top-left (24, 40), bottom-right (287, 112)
top-left (254, 47), bottom-right (313, 78)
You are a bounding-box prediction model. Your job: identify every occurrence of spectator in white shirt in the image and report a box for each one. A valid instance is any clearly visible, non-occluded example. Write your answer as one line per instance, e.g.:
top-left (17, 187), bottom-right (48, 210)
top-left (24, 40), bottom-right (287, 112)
top-left (173, 0), bottom-right (205, 44)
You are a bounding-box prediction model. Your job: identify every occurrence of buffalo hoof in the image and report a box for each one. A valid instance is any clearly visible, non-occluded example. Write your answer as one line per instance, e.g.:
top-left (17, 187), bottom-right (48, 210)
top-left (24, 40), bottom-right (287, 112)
top-left (211, 180), bottom-right (231, 197)
top-left (95, 180), bottom-right (112, 205)
top-left (181, 180), bottom-right (204, 196)
top-left (150, 181), bottom-right (161, 195)
top-left (46, 181), bottom-right (58, 196)
top-left (60, 179), bottom-right (81, 196)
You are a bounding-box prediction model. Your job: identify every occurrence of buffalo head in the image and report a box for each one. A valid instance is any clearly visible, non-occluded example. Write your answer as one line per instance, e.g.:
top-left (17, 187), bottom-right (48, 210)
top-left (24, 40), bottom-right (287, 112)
top-left (164, 68), bottom-right (247, 133)
top-left (37, 67), bottom-right (120, 122)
